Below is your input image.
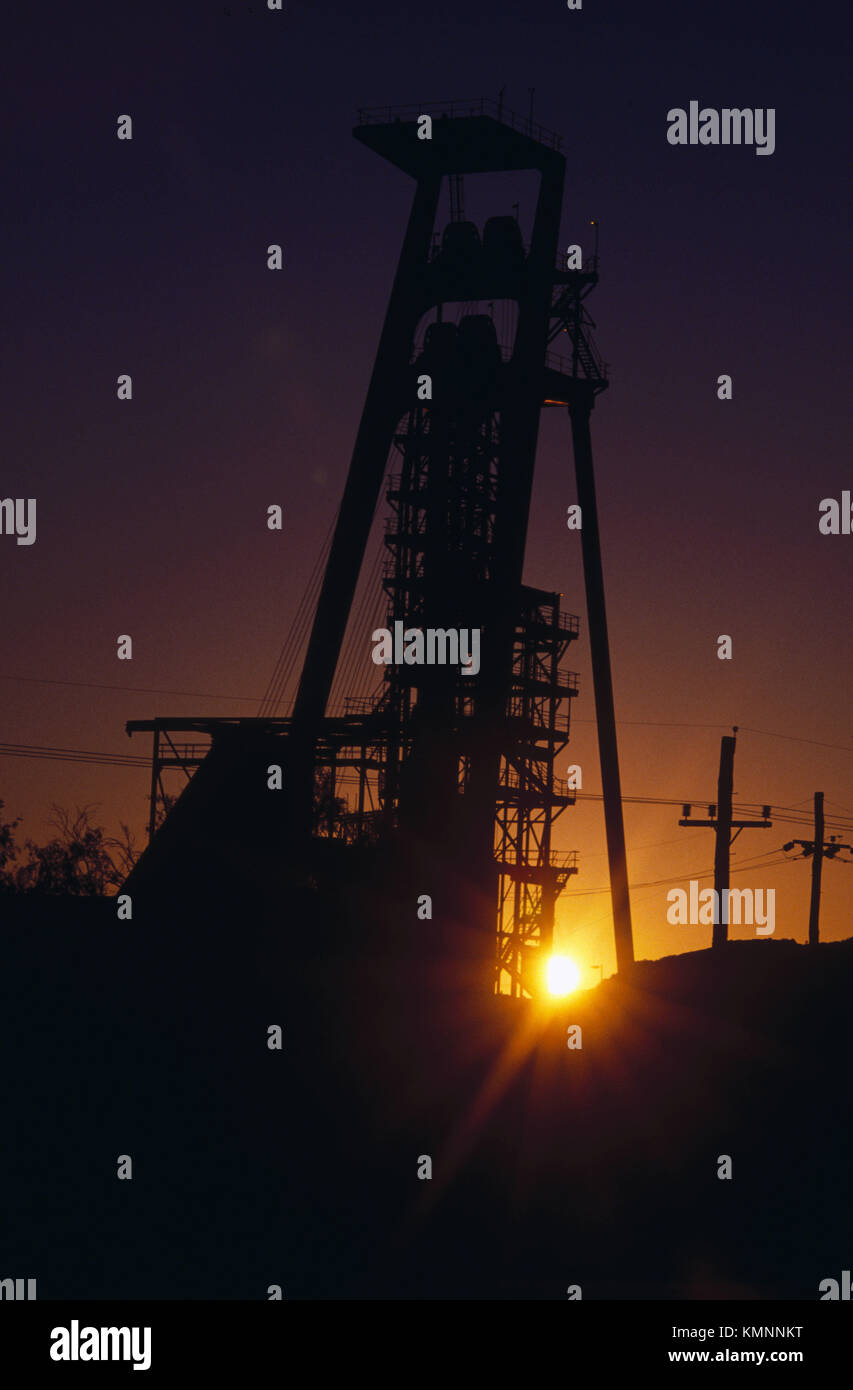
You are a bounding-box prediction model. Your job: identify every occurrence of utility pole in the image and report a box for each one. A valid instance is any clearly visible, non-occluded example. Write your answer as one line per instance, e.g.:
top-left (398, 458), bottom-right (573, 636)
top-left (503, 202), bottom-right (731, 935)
top-left (809, 791), bottom-right (824, 947)
top-left (147, 726), bottom-right (160, 846)
top-left (782, 792), bottom-right (852, 945)
top-left (713, 734), bottom-right (735, 950)
top-left (678, 730), bottom-right (773, 948)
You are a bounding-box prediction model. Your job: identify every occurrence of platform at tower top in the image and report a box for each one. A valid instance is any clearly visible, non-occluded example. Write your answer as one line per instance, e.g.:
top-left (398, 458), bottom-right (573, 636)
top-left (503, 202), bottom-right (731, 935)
top-left (354, 97), bottom-right (564, 175)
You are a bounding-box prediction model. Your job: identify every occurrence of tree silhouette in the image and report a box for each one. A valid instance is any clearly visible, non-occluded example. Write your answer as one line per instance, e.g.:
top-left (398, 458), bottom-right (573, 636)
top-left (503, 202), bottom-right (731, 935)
top-left (313, 771), bottom-right (347, 837)
top-left (0, 800), bottom-right (22, 889)
top-left (0, 802), bottom-right (139, 896)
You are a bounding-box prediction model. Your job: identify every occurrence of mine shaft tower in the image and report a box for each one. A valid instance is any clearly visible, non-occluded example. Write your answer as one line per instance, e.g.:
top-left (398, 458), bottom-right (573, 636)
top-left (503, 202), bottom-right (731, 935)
top-left (126, 98), bottom-right (634, 995)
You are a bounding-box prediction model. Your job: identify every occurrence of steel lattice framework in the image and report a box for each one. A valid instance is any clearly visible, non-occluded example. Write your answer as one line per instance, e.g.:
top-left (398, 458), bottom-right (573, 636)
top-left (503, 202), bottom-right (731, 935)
top-left (125, 98), bottom-right (636, 994)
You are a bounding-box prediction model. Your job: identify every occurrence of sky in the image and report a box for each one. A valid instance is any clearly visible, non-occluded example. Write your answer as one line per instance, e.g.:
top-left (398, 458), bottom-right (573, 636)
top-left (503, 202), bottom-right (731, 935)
top-left (2, 0), bottom-right (852, 977)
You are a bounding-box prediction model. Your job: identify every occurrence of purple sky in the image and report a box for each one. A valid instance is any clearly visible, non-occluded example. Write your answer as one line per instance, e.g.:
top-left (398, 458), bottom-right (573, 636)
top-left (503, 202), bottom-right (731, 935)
top-left (2, 0), bottom-right (852, 974)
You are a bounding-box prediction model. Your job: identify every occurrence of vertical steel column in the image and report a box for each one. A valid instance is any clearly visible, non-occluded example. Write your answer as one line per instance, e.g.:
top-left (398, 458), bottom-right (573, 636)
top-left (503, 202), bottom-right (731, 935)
top-left (288, 171), bottom-right (443, 836)
top-left (568, 390), bottom-right (635, 975)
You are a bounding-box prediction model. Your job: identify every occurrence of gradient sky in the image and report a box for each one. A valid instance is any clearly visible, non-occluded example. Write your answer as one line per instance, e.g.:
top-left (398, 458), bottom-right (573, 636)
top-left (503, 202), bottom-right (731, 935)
top-left (3, 0), bottom-right (852, 976)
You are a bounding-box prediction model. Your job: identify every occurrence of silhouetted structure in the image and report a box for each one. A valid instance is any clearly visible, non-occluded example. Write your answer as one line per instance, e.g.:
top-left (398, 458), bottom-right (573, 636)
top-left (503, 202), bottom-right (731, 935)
top-left (783, 791), bottom-right (853, 944)
top-left (125, 98), bottom-right (634, 996)
top-left (679, 732), bottom-right (772, 947)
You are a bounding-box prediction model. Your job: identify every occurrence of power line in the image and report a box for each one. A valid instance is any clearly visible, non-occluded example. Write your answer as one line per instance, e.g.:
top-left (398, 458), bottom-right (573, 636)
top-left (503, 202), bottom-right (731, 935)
top-left (572, 718), bottom-right (727, 729)
top-left (563, 851), bottom-right (801, 899)
top-left (0, 675), bottom-right (262, 703)
top-left (259, 511), bottom-right (338, 717)
top-left (3, 671), bottom-right (853, 760)
top-left (0, 742), bottom-right (148, 768)
top-left (576, 790), bottom-right (852, 829)
top-left (739, 725), bottom-right (853, 755)
top-left (572, 719), bottom-right (853, 755)
top-left (582, 829), bottom-right (707, 860)
top-left (2, 741), bottom-right (852, 829)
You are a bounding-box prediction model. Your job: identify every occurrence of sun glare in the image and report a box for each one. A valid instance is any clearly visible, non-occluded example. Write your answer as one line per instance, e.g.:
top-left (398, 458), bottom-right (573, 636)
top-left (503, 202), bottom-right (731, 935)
top-left (545, 954), bottom-right (581, 997)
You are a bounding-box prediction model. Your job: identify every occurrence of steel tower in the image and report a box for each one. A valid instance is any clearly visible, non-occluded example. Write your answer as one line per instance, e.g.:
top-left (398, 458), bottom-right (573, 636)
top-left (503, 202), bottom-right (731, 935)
top-left (125, 98), bottom-right (634, 993)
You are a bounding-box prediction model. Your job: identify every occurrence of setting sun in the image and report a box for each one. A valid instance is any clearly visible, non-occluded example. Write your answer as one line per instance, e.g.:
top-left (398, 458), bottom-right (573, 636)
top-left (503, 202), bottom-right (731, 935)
top-left (545, 954), bottom-right (582, 997)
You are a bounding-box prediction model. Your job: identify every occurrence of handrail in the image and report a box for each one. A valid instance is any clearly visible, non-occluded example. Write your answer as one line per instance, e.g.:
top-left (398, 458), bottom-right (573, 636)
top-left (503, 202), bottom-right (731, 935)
top-left (545, 344), bottom-right (609, 382)
top-left (500, 769), bottom-right (577, 800)
top-left (555, 253), bottom-right (600, 275)
top-left (495, 847), bottom-right (579, 869)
